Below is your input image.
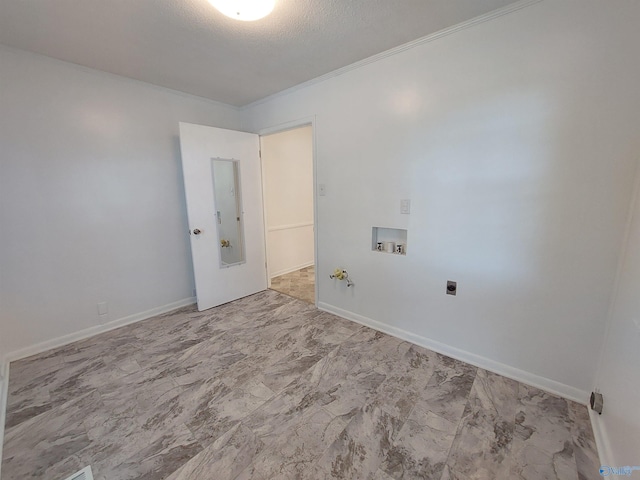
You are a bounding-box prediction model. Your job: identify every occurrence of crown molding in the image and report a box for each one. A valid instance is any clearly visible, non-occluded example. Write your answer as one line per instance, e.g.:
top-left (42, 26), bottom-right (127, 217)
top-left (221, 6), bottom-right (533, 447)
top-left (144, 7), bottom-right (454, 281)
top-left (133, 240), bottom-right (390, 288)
top-left (242, 0), bottom-right (543, 110)
top-left (0, 43), bottom-right (242, 112)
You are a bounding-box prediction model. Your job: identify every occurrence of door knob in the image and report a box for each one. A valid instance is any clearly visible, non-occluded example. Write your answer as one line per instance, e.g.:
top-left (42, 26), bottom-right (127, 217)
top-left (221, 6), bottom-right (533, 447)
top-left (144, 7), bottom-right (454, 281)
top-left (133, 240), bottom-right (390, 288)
top-left (192, 228), bottom-right (202, 235)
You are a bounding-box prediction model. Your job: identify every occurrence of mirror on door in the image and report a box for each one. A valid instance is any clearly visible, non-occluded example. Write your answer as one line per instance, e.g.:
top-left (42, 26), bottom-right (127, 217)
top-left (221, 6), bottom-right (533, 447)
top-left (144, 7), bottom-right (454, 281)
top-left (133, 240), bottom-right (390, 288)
top-left (211, 158), bottom-right (245, 267)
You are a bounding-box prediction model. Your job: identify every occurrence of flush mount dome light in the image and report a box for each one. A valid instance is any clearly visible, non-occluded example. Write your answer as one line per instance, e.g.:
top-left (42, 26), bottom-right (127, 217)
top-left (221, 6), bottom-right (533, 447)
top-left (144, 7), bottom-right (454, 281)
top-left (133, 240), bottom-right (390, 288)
top-left (209, 0), bottom-right (276, 21)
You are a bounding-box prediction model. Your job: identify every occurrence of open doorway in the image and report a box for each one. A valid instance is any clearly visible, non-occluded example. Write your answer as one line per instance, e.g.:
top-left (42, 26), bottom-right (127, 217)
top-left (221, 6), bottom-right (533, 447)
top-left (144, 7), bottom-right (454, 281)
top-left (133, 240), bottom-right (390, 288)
top-left (260, 125), bottom-right (315, 304)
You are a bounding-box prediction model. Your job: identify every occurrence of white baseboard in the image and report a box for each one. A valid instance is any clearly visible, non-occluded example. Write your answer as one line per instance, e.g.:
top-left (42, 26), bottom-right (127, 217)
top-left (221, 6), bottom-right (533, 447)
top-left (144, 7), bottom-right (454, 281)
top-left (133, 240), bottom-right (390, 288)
top-left (0, 298), bottom-right (197, 478)
top-left (270, 261), bottom-right (314, 280)
top-left (318, 302), bottom-right (589, 405)
top-left (0, 360), bottom-right (10, 480)
top-left (589, 409), bottom-right (611, 467)
top-left (4, 297), bottom-right (196, 364)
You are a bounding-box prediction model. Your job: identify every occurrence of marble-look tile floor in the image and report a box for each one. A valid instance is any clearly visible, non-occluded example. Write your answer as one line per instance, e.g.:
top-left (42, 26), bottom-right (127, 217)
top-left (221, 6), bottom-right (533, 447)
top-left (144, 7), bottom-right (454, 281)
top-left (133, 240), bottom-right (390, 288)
top-left (270, 265), bottom-right (315, 304)
top-left (2, 290), bottom-right (599, 480)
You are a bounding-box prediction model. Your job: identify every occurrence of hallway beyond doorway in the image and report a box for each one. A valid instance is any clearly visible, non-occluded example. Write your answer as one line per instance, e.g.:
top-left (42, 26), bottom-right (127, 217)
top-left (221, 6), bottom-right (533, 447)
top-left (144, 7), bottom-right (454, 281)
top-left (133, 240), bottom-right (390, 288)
top-left (270, 265), bottom-right (315, 304)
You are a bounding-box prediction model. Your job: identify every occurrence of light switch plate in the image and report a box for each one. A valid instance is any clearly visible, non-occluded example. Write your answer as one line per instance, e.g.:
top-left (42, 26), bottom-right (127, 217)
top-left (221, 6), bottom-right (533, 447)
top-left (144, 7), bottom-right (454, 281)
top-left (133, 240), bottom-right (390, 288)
top-left (400, 199), bottom-right (410, 214)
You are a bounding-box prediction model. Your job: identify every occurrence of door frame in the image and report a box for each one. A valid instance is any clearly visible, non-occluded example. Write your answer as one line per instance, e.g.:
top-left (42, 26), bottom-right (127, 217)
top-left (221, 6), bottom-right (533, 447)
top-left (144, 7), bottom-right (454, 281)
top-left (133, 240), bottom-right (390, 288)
top-left (258, 116), bottom-right (318, 307)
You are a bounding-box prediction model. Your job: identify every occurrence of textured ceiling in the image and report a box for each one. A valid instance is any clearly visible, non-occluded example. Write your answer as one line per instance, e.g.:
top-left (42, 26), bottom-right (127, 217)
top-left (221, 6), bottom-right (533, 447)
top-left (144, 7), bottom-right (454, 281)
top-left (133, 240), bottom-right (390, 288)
top-left (0, 0), bottom-right (522, 106)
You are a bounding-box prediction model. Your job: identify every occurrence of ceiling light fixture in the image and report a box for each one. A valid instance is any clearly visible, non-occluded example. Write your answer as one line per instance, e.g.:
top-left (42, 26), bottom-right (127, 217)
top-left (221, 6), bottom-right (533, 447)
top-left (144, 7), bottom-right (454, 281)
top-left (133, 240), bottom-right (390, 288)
top-left (208, 0), bottom-right (276, 21)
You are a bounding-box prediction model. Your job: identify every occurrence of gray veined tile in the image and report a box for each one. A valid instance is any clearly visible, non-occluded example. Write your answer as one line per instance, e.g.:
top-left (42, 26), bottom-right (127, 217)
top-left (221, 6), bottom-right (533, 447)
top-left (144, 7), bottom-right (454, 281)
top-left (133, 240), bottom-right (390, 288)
top-left (185, 378), bottom-right (274, 447)
top-left (1, 391), bottom-right (99, 480)
top-left (458, 368), bottom-right (520, 435)
top-left (322, 369), bottom-right (388, 421)
top-left (336, 328), bottom-right (408, 375)
top-left (414, 356), bottom-right (477, 425)
top-left (158, 336), bottom-right (247, 386)
top-left (2, 290), bottom-right (599, 480)
top-left (5, 355), bottom-right (109, 431)
top-left (574, 447), bottom-right (600, 480)
top-left (258, 348), bottom-right (325, 393)
top-left (446, 380), bottom-right (579, 480)
top-left (59, 330), bottom-right (143, 366)
top-left (54, 403), bottom-right (147, 479)
top-left (312, 311), bottom-right (362, 333)
top-left (6, 349), bottom-right (65, 396)
top-left (316, 403), bottom-right (404, 479)
top-left (304, 343), bottom-right (369, 390)
top-left (369, 378), bottom-right (420, 423)
top-left (243, 379), bottom-right (322, 442)
top-left (263, 294), bottom-right (317, 319)
top-left (134, 336), bottom-right (209, 370)
top-left (445, 419), bottom-right (514, 480)
top-left (299, 336), bottom-right (389, 419)
top-left (567, 401), bottom-right (600, 480)
top-left (4, 387), bottom-right (53, 431)
top-left (41, 453), bottom-right (88, 480)
top-left (71, 391), bottom-right (201, 479)
top-left (380, 406), bottom-right (458, 480)
top-left (79, 379), bottom-right (199, 474)
top-left (98, 364), bottom-right (182, 418)
top-left (83, 402), bottom-right (141, 444)
top-left (165, 423), bottom-right (264, 480)
top-left (234, 467), bottom-right (266, 480)
top-left (440, 465), bottom-right (454, 479)
top-left (507, 439), bottom-right (578, 480)
top-left (91, 422), bottom-right (203, 480)
top-left (143, 377), bottom-right (232, 434)
top-left (217, 352), bottom-right (275, 389)
top-left (269, 313), bottom-right (355, 358)
top-left (246, 407), bottom-right (347, 479)
top-left (47, 357), bottom-right (111, 398)
top-left (515, 384), bottom-right (574, 457)
top-left (445, 374), bottom-right (519, 480)
top-left (173, 351), bottom-right (249, 387)
top-left (368, 346), bottom-right (440, 423)
top-left (137, 383), bottom-right (217, 440)
top-left (372, 468), bottom-right (396, 480)
top-left (397, 343), bottom-right (438, 378)
top-left (236, 289), bottom-right (299, 318)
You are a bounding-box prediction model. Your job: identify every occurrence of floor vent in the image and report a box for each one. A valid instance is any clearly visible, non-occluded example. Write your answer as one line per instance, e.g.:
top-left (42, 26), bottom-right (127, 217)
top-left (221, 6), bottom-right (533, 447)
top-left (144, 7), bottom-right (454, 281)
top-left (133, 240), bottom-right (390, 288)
top-left (62, 466), bottom-right (94, 480)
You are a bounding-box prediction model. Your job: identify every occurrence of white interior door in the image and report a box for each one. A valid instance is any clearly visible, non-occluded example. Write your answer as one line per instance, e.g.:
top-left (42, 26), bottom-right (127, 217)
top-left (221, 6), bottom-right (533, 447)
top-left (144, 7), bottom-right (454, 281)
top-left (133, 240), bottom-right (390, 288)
top-left (179, 122), bottom-right (267, 311)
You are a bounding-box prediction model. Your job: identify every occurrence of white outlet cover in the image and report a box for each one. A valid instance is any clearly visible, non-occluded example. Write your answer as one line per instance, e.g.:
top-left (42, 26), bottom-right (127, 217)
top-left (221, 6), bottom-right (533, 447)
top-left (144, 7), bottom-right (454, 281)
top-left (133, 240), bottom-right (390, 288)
top-left (97, 302), bottom-right (108, 315)
top-left (400, 199), bottom-right (411, 214)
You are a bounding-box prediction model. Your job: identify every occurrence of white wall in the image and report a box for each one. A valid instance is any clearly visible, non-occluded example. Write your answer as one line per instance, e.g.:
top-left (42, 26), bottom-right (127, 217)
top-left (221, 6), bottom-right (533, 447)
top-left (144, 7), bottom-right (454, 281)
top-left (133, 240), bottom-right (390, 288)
top-left (261, 126), bottom-right (314, 278)
top-left (0, 45), bottom-right (242, 359)
top-left (592, 165), bottom-right (640, 465)
top-left (242, 0), bottom-right (640, 399)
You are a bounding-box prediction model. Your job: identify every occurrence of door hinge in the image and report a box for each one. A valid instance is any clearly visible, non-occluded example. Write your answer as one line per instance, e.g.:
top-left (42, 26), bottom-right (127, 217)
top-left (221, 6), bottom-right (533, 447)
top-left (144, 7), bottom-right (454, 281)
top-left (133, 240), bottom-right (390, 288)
top-left (259, 149), bottom-right (262, 158)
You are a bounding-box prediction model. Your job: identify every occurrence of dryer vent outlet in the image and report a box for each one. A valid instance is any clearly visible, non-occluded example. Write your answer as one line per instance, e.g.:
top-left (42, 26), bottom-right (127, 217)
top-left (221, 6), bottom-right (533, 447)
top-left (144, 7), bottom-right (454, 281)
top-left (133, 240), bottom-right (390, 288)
top-left (590, 391), bottom-right (604, 415)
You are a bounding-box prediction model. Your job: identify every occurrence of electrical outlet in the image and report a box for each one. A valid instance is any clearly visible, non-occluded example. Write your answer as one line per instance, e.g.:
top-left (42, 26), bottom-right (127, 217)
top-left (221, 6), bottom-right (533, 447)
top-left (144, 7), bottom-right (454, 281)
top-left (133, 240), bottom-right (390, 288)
top-left (400, 199), bottom-right (411, 214)
top-left (97, 302), bottom-right (108, 315)
top-left (97, 302), bottom-right (108, 325)
top-left (446, 281), bottom-right (457, 296)
top-left (318, 184), bottom-right (326, 196)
